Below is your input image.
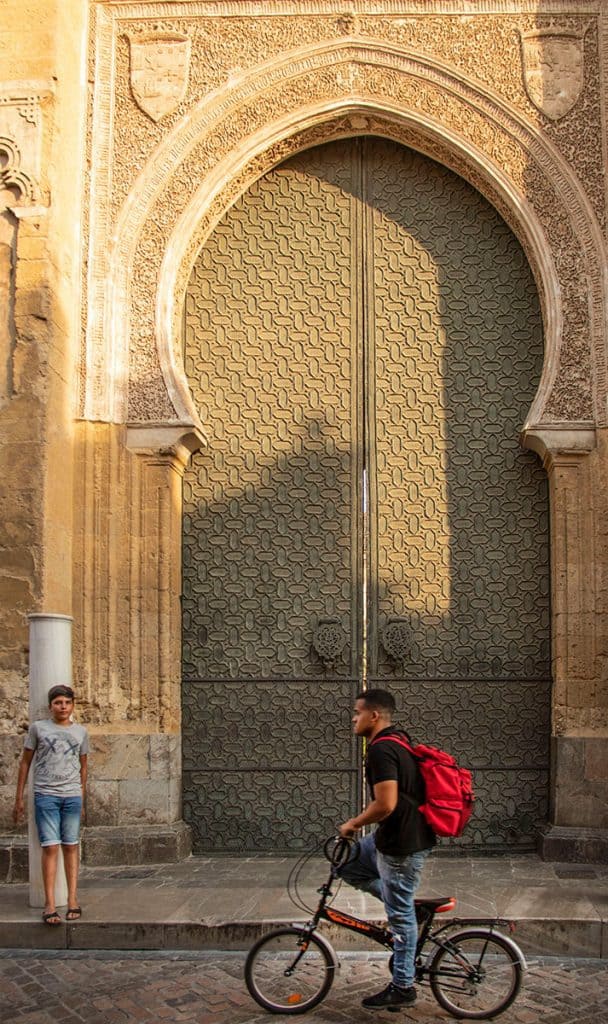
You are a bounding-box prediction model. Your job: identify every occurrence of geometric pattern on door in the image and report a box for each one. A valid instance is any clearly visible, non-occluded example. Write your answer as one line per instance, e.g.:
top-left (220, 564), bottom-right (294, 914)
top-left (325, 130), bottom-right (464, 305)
top-left (183, 138), bottom-right (550, 852)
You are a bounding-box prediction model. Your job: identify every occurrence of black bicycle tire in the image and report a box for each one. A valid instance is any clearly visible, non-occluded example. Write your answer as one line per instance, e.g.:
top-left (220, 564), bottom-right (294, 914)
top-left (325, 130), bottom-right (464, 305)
top-left (429, 928), bottom-right (523, 1020)
top-left (245, 927), bottom-right (336, 1014)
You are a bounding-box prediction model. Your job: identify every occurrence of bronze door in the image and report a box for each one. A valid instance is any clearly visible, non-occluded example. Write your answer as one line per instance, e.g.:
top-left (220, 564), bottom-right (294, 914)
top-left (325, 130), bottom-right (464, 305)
top-left (182, 138), bottom-right (550, 852)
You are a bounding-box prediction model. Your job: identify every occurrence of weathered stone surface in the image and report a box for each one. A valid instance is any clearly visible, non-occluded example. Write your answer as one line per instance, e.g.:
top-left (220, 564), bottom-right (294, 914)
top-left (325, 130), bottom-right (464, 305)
top-left (0, 834), bottom-right (28, 881)
top-left (0, 783), bottom-right (18, 827)
top-left (586, 739), bottom-right (608, 780)
top-left (90, 735), bottom-right (149, 781)
top-left (550, 737), bottom-right (608, 831)
top-left (80, 821), bottom-right (192, 866)
top-left (538, 825), bottom-right (608, 864)
top-left (86, 780), bottom-right (119, 827)
top-left (149, 733), bottom-right (180, 780)
top-left (0, 0), bottom-right (86, 816)
top-left (119, 780), bottom-right (170, 826)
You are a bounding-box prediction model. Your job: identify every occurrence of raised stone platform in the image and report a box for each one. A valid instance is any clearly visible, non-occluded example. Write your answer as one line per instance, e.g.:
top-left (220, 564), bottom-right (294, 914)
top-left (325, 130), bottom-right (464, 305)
top-left (80, 822), bottom-right (192, 866)
top-left (538, 825), bottom-right (608, 864)
top-left (1, 852), bottom-right (606, 957)
top-left (0, 822), bottom-right (192, 882)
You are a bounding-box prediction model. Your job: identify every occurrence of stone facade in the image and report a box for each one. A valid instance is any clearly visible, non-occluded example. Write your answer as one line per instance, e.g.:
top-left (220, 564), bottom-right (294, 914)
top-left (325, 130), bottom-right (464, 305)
top-left (1, 1), bottom-right (607, 865)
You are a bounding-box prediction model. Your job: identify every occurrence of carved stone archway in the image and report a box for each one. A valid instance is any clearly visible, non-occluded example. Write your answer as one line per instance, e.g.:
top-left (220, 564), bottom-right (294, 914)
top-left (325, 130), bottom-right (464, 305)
top-left (78, 33), bottom-right (608, 862)
top-left (84, 39), bottom-right (606, 436)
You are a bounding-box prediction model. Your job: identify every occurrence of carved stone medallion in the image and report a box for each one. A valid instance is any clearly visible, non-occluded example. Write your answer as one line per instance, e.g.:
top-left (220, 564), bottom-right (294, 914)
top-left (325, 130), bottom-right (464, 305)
top-left (128, 33), bottom-right (191, 122)
top-left (520, 30), bottom-right (588, 121)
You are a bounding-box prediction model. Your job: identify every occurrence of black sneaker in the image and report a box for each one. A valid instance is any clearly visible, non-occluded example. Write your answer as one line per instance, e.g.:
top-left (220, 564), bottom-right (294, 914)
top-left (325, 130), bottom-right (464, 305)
top-left (361, 982), bottom-right (417, 1010)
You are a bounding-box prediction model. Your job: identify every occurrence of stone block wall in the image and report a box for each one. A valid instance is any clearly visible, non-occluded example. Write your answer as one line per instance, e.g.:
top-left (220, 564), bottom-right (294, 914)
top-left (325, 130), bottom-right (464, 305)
top-left (87, 734), bottom-right (182, 829)
top-left (551, 738), bottom-right (608, 830)
top-left (0, 0), bottom-right (87, 849)
top-left (80, 733), bottom-right (191, 866)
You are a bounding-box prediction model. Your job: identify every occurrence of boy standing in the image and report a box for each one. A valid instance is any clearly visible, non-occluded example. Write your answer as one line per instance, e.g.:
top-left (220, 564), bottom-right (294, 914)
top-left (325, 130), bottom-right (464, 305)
top-left (13, 684), bottom-right (89, 925)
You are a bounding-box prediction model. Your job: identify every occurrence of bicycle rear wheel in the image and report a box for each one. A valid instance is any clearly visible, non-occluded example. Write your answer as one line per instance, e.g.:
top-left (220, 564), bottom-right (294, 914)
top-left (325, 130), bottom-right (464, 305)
top-left (245, 927), bottom-right (336, 1014)
top-left (429, 928), bottom-right (523, 1019)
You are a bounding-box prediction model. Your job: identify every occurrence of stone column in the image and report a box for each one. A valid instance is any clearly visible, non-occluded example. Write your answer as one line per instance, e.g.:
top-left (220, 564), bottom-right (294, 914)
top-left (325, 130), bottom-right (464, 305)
top-left (27, 613), bottom-right (73, 908)
top-left (522, 425), bottom-right (608, 861)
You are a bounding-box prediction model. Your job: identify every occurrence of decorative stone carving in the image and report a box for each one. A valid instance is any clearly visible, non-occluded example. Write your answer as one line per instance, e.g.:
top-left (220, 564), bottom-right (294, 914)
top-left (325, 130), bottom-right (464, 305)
top-left (0, 137), bottom-right (35, 207)
top-left (312, 621), bottom-right (349, 671)
top-left (83, 8), bottom-right (605, 433)
top-left (520, 28), bottom-right (590, 121)
top-left (380, 620), bottom-right (412, 665)
top-left (0, 84), bottom-right (50, 211)
top-left (128, 33), bottom-right (191, 122)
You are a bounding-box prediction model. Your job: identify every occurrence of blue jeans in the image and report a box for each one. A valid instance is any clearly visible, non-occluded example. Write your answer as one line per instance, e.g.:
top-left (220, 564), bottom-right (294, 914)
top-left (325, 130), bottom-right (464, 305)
top-left (34, 794), bottom-right (82, 846)
top-left (338, 833), bottom-right (431, 988)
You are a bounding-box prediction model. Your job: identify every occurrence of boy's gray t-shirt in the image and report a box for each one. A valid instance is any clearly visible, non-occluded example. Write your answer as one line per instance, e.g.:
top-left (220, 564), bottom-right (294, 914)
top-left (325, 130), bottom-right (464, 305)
top-left (24, 720), bottom-right (89, 797)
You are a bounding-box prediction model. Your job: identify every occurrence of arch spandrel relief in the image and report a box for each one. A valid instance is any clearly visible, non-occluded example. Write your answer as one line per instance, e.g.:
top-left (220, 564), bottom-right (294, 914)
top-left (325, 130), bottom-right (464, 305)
top-left (83, 4), bottom-right (607, 446)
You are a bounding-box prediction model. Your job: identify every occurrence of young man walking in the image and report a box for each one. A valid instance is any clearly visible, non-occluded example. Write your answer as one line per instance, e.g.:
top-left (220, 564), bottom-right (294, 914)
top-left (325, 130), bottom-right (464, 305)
top-left (338, 688), bottom-right (435, 1010)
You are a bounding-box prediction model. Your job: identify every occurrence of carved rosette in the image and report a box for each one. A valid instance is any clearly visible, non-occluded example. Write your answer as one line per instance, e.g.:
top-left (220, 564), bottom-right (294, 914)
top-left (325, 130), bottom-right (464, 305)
top-left (312, 619), bottom-right (348, 670)
top-left (381, 619), bottom-right (412, 664)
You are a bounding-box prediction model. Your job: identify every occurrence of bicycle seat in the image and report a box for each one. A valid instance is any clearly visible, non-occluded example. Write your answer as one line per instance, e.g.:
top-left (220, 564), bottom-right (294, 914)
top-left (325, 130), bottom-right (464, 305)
top-left (415, 896), bottom-right (456, 913)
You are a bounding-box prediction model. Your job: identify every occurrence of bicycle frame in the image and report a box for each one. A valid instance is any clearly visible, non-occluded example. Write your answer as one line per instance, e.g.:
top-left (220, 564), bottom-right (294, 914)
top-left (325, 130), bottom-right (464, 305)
top-left (245, 838), bottom-right (527, 1020)
top-left (298, 851), bottom-right (520, 982)
top-left (321, 904), bottom-right (393, 950)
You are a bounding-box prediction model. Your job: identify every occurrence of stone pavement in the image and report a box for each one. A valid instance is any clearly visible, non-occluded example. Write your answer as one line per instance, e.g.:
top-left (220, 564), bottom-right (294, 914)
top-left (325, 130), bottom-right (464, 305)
top-left (1, 949), bottom-right (608, 1024)
top-left (1, 852), bottom-right (607, 957)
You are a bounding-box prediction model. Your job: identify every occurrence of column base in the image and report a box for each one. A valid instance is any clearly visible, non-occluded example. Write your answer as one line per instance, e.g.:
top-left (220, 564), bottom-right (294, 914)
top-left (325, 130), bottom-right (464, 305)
top-left (537, 824), bottom-right (608, 863)
top-left (0, 835), bottom-right (28, 882)
top-left (81, 821), bottom-right (192, 867)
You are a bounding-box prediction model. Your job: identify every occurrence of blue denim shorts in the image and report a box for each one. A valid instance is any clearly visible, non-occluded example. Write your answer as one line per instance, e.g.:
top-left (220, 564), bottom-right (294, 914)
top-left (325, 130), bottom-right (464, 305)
top-left (34, 794), bottom-right (82, 846)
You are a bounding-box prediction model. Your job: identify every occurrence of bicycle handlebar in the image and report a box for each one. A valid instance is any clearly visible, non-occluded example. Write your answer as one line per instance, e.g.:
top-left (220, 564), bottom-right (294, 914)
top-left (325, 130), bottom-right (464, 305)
top-left (323, 835), bottom-right (355, 869)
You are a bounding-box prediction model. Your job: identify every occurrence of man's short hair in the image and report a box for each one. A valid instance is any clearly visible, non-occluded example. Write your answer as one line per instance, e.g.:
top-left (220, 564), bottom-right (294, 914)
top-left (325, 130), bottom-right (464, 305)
top-left (47, 685), bottom-right (75, 704)
top-left (356, 688), bottom-right (395, 717)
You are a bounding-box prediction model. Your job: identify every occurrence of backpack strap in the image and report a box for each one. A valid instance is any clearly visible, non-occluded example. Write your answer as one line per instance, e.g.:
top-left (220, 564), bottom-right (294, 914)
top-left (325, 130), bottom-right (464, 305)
top-left (369, 733), bottom-right (417, 757)
top-left (368, 733), bottom-right (422, 808)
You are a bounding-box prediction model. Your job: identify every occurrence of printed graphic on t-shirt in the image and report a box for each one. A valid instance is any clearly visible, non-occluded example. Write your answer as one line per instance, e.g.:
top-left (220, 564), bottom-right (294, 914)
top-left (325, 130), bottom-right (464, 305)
top-left (25, 720), bottom-right (89, 797)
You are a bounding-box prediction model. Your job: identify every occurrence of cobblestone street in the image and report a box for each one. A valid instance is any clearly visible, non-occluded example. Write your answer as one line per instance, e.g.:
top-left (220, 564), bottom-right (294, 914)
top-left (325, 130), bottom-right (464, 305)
top-left (1, 951), bottom-right (607, 1024)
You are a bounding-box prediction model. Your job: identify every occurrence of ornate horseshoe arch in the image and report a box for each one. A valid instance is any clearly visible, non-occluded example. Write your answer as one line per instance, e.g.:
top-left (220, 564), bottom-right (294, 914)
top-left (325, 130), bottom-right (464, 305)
top-left (75, 26), bottom-right (608, 859)
top-left (87, 39), bottom-right (607, 454)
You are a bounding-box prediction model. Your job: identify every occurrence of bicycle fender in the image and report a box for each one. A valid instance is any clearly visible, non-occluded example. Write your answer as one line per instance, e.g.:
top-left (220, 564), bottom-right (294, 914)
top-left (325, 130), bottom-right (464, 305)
top-left (289, 925), bottom-right (339, 969)
top-left (489, 929), bottom-right (528, 970)
top-left (424, 927), bottom-right (527, 972)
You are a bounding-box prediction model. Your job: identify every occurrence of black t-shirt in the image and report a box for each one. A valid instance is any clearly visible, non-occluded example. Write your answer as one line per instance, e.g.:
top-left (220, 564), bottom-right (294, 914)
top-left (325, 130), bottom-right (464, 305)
top-left (367, 727), bottom-right (436, 856)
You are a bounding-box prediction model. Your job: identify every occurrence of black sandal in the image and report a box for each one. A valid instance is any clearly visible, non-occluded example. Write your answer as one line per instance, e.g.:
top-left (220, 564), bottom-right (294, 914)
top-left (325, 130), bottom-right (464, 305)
top-left (42, 910), bottom-right (62, 925)
top-left (66, 907), bottom-right (82, 920)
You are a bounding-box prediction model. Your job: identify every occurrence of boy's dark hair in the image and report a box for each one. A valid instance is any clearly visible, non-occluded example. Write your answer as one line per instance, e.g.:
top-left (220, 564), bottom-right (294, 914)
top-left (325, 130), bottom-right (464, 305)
top-left (48, 685), bottom-right (74, 704)
top-left (356, 688), bottom-right (395, 717)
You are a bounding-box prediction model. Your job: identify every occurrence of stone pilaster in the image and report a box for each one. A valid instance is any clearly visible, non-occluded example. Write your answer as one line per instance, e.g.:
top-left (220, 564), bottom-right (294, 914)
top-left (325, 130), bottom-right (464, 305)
top-left (524, 426), bottom-right (608, 859)
top-left (71, 421), bottom-right (202, 863)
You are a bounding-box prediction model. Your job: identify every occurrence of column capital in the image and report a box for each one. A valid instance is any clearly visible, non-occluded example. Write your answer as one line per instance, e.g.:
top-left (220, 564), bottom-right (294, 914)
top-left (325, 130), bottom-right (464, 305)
top-left (125, 423), bottom-right (206, 472)
top-left (520, 423), bottom-right (595, 467)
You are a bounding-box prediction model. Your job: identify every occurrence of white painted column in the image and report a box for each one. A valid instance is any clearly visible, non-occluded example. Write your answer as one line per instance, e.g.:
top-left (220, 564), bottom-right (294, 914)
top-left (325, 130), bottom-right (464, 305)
top-left (27, 613), bottom-right (73, 909)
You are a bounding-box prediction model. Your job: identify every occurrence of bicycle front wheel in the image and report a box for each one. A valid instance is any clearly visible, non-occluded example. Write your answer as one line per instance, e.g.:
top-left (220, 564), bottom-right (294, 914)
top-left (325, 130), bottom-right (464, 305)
top-left (245, 927), bottom-right (336, 1014)
top-left (429, 928), bottom-right (523, 1019)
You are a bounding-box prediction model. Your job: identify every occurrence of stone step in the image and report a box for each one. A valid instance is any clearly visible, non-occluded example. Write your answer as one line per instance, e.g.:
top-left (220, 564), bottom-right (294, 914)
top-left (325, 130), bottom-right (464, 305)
top-left (1, 853), bottom-right (606, 958)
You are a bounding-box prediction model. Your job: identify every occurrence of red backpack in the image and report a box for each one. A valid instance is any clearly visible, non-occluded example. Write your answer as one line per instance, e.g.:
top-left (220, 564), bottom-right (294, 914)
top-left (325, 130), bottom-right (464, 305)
top-left (370, 733), bottom-right (475, 838)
